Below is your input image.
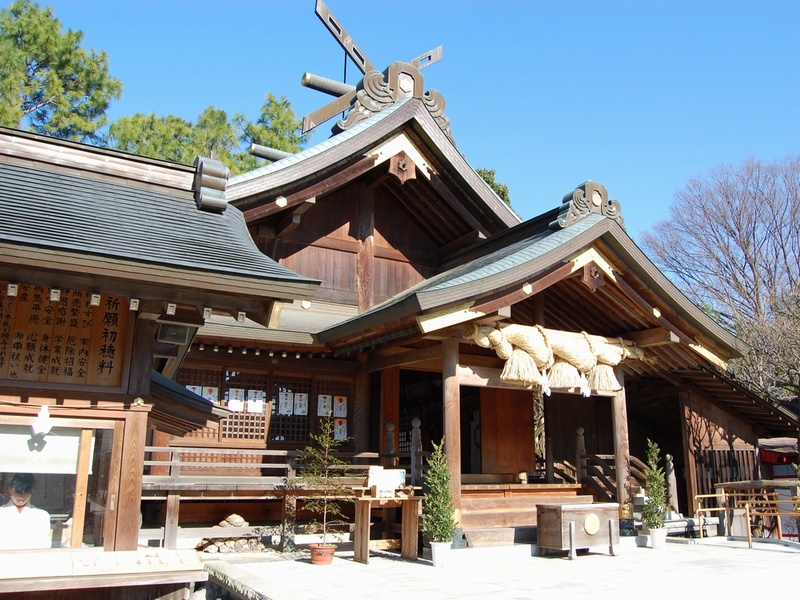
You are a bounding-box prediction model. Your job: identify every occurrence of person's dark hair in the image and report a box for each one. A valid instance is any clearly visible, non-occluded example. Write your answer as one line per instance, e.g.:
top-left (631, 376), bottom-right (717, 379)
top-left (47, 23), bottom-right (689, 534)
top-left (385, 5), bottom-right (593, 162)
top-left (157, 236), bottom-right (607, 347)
top-left (9, 473), bottom-right (35, 495)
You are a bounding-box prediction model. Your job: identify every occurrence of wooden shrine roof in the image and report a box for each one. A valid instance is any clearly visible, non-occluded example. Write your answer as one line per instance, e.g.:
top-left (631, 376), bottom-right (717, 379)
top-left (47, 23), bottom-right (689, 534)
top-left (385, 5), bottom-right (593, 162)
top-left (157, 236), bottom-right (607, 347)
top-left (227, 98), bottom-right (520, 237)
top-left (0, 127), bottom-right (319, 306)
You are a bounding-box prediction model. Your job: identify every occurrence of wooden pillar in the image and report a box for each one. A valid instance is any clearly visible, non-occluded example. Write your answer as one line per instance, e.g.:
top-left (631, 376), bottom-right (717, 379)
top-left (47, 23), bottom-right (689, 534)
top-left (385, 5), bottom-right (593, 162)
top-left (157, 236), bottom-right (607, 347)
top-left (679, 390), bottom-right (698, 517)
top-left (380, 367), bottom-right (400, 455)
top-left (353, 372), bottom-right (370, 453)
top-left (357, 184), bottom-right (375, 312)
top-left (442, 338), bottom-right (462, 516)
top-left (575, 427), bottom-right (586, 483)
top-left (410, 416), bottom-right (422, 486)
top-left (115, 408), bottom-right (148, 550)
top-left (164, 491), bottom-right (180, 549)
top-left (612, 366), bottom-right (631, 510)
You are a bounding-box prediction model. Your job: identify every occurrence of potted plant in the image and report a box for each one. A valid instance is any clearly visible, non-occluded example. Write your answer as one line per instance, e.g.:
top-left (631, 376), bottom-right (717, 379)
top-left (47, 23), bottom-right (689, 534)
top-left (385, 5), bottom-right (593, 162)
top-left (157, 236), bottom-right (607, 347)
top-left (294, 416), bottom-right (355, 565)
top-left (641, 438), bottom-right (668, 549)
top-left (421, 437), bottom-right (458, 567)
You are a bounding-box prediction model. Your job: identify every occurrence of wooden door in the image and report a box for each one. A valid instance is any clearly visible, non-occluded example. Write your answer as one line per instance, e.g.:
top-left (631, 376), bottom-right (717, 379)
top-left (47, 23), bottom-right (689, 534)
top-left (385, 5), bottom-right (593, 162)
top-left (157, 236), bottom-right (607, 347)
top-left (479, 388), bottom-right (534, 474)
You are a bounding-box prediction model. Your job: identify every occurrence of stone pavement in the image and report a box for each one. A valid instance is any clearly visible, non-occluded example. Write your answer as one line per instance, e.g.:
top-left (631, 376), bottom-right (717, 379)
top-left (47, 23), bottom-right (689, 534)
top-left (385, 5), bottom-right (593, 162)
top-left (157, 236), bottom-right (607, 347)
top-left (202, 537), bottom-right (800, 600)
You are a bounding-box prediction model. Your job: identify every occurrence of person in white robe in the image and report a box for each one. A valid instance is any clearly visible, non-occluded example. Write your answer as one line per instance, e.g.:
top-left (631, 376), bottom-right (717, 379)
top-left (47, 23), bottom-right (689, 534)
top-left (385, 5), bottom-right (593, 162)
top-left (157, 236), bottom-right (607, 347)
top-left (0, 473), bottom-right (51, 550)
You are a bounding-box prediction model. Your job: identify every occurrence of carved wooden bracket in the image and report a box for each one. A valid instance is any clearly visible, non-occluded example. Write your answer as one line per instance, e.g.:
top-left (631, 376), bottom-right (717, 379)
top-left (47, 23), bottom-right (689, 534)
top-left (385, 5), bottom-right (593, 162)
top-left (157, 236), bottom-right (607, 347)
top-left (388, 151), bottom-right (416, 185)
top-left (582, 261), bottom-right (605, 292)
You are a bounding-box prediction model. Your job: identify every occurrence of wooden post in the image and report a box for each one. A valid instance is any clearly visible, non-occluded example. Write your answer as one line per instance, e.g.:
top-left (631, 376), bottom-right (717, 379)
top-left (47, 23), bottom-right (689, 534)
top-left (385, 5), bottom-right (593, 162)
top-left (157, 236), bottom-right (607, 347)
top-left (575, 427), bottom-right (586, 484)
top-left (357, 184), bottom-right (374, 312)
top-left (115, 408), bottom-right (148, 550)
top-left (380, 367), bottom-right (400, 458)
top-left (353, 372), bottom-right (370, 452)
top-left (280, 493), bottom-right (297, 552)
top-left (70, 429), bottom-right (94, 548)
top-left (164, 491), bottom-right (180, 549)
top-left (612, 366), bottom-right (631, 510)
top-left (665, 453), bottom-right (680, 514)
top-left (679, 390), bottom-right (698, 517)
top-left (410, 416), bottom-right (422, 485)
top-left (442, 338), bottom-right (462, 517)
top-left (385, 421), bottom-right (397, 466)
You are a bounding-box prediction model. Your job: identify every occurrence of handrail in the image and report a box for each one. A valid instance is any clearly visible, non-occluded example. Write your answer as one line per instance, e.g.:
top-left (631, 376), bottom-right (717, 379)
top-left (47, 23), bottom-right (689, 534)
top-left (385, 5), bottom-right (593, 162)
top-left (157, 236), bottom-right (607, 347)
top-left (144, 445), bottom-right (399, 486)
top-left (695, 490), bottom-right (800, 547)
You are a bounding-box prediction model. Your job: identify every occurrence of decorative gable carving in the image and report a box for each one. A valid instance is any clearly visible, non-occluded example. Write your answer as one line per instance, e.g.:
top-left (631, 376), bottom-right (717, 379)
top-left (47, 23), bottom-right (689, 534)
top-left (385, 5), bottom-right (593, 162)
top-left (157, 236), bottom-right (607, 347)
top-left (550, 181), bottom-right (624, 230)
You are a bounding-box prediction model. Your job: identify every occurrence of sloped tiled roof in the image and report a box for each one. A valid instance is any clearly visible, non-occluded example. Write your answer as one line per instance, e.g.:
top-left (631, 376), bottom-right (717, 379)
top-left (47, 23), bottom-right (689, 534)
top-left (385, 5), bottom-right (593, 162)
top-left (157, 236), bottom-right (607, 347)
top-left (318, 215), bottom-right (607, 343)
top-left (0, 159), bottom-right (315, 285)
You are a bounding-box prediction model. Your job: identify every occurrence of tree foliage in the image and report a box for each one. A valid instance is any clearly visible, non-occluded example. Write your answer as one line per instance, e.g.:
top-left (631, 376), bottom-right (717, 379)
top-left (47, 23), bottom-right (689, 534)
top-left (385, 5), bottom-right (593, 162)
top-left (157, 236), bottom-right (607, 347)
top-left (0, 0), bottom-right (121, 143)
top-left (294, 417), bottom-right (355, 546)
top-left (642, 439), bottom-right (667, 530)
top-left (109, 94), bottom-right (308, 173)
top-left (421, 437), bottom-right (458, 543)
top-left (642, 156), bottom-right (800, 399)
top-left (477, 168), bottom-right (511, 206)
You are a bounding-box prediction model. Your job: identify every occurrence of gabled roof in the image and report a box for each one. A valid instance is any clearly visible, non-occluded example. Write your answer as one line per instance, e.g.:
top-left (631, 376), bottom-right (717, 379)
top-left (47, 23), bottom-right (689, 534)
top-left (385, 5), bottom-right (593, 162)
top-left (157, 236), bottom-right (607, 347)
top-left (227, 98), bottom-right (520, 235)
top-left (0, 127), bottom-right (319, 309)
top-left (317, 210), bottom-right (740, 359)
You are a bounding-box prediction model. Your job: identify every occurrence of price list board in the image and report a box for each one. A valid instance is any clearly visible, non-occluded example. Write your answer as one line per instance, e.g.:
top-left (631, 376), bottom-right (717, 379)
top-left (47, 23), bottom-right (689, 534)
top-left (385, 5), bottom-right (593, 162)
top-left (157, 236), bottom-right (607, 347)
top-left (0, 282), bottom-right (128, 388)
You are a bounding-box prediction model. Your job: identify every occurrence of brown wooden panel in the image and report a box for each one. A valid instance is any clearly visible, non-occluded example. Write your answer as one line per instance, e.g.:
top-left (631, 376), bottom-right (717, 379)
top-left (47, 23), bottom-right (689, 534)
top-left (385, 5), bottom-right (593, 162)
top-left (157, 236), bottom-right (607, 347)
top-left (480, 388), bottom-right (535, 474)
top-left (0, 282), bottom-right (128, 387)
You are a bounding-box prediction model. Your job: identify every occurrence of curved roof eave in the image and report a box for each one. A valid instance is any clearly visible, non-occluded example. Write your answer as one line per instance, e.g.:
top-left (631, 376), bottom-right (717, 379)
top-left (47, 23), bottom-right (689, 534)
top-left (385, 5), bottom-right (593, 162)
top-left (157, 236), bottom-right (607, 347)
top-left (227, 99), bottom-right (520, 230)
top-left (318, 215), bottom-right (743, 358)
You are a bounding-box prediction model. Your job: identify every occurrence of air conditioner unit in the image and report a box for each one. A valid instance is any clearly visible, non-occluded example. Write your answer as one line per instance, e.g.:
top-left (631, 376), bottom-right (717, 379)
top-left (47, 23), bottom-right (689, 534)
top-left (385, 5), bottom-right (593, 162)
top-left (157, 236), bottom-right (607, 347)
top-left (157, 323), bottom-right (191, 345)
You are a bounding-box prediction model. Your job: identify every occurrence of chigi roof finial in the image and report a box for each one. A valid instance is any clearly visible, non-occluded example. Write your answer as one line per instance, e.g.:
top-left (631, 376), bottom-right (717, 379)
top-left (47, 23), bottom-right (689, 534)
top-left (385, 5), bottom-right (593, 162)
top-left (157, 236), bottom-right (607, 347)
top-left (301, 0), bottom-right (453, 143)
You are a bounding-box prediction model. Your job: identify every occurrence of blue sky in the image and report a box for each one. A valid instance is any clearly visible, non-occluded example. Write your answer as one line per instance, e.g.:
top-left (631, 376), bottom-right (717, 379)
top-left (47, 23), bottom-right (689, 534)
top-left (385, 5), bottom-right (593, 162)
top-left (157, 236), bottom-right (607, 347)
top-left (26, 0), bottom-right (800, 241)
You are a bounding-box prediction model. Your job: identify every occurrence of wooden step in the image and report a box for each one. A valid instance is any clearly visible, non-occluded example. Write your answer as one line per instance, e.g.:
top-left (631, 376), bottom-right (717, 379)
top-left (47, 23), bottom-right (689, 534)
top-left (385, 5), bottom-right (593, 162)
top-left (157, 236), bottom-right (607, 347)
top-left (460, 494), bottom-right (595, 529)
top-left (464, 528), bottom-right (515, 547)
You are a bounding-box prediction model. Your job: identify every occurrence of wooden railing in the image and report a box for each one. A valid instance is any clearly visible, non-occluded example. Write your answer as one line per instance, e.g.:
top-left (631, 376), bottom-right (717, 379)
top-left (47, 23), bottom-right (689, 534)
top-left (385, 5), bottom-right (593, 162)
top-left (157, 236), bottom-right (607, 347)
top-left (576, 453), bottom-right (647, 503)
top-left (695, 480), bottom-right (800, 548)
top-left (143, 446), bottom-right (384, 485)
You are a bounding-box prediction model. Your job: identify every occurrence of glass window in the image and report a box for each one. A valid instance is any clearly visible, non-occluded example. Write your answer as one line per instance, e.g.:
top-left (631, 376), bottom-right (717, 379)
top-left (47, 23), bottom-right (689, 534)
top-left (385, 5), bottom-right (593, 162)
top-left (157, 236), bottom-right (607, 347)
top-left (0, 424), bottom-right (113, 549)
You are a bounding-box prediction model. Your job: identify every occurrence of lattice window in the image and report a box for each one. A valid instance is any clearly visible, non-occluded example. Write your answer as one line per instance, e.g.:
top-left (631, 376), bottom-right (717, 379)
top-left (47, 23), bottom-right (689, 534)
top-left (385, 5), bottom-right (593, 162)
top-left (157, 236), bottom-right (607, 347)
top-left (220, 370), bottom-right (271, 443)
top-left (175, 368), bottom-right (225, 445)
top-left (270, 374), bottom-right (313, 444)
top-left (314, 377), bottom-right (352, 442)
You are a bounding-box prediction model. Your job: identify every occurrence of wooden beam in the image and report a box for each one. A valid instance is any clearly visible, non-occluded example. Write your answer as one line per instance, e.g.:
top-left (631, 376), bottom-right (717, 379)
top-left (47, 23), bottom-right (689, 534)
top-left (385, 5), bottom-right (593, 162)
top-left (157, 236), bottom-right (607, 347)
top-left (613, 275), bottom-right (695, 345)
top-left (457, 365), bottom-right (532, 390)
top-left (438, 229), bottom-right (486, 259)
top-left (470, 260), bottom-right (578, 315)
top-left (364, 344), bottom-right (443, 373)
top-left (276, 197), bottom-right (316, 238)
top-left (243, 156), bottom-right (377, 222)
top-left (628, 327), bottom-right (680, 348)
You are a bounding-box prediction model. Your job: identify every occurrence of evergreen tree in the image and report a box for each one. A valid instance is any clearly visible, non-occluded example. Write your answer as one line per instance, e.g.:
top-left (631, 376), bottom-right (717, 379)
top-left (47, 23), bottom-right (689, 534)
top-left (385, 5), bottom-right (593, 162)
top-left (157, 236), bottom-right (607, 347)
top-left (0, 0), bottom-right (122, 143)
top-left (421, 437), bottom-right (458, 543)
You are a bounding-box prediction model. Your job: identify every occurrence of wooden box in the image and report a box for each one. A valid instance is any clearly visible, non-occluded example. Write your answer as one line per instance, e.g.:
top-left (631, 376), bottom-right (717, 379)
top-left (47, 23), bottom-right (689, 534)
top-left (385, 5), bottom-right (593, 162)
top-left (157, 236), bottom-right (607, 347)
top-left (536, 503), bottom-right (619, 559)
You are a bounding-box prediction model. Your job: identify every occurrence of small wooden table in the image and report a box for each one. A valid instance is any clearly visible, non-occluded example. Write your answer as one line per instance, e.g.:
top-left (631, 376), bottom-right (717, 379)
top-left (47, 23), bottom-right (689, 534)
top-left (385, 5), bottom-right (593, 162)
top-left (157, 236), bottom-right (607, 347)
top-left (353, 496), bottom-right (422, 564)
